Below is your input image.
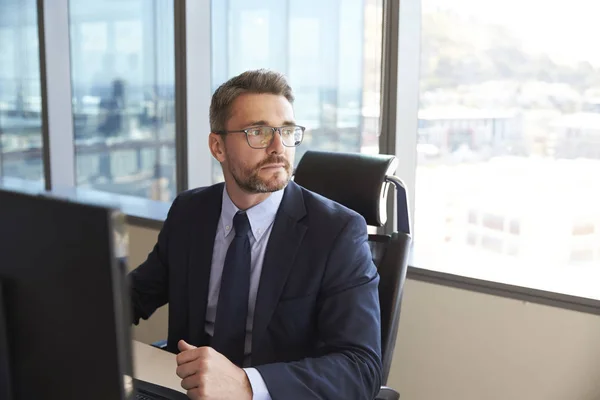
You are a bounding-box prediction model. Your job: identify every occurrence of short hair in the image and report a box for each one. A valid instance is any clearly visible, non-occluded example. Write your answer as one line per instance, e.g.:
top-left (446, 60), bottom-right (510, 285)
top-left (209, 69), bottom-right (295, 132)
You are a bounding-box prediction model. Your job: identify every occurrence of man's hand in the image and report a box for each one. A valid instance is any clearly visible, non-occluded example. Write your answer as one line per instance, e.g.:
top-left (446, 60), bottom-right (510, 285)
top-left (175, 340), bottom-right (253, 400)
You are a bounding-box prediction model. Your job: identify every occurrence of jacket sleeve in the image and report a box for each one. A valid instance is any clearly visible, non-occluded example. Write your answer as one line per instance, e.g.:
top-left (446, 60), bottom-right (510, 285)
top-left (256, 213), bottom-right (383, 400)
top-left (128, 195), bottom-right (180, 324)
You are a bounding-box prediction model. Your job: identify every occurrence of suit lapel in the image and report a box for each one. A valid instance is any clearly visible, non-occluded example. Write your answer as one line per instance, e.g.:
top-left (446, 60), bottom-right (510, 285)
top-left (252, 182), bottom-right (307, 354)
top-left (187, 183), bottom-right (224, 346)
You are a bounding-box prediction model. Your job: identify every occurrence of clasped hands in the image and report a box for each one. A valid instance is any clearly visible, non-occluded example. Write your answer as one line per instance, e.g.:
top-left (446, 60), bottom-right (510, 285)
top-left (176, 340), bottom-right (252, 400)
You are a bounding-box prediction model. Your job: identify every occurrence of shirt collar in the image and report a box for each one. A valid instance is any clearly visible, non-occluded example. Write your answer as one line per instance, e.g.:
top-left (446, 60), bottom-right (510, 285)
top-left (221, 187), bottom-right (285, 241)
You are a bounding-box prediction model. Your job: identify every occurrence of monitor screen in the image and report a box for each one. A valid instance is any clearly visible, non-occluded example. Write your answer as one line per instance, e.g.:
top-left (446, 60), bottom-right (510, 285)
top-left (0, 188), bottom-right (133, 399)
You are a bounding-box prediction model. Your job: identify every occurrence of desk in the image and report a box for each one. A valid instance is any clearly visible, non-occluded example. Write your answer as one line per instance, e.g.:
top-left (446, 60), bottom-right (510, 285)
top-left (132, 340), bottom-right (185, 394)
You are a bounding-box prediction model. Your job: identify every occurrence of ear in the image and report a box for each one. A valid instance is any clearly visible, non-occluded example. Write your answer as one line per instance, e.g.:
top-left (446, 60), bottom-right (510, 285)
top-left (209, 133), bottom-right (226, 163)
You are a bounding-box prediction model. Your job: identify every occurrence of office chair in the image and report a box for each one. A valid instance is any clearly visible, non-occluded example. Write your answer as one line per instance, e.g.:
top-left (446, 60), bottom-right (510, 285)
top-left (293, 150), bottom-right (411, 400)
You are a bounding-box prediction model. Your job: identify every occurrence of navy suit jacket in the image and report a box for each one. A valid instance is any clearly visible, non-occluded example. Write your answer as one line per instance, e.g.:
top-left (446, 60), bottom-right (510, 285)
top-left (129, 181), bottom-right (383, 399)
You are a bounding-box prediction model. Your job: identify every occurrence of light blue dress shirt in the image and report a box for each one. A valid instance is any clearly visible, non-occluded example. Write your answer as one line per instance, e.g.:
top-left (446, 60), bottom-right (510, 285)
top-left (205, 187), bottom-right (283, 400)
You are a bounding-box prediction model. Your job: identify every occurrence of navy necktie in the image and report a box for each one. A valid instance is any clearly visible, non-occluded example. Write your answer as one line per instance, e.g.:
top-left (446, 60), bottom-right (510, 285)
top-left (212, 211), bottom-right (251, 367)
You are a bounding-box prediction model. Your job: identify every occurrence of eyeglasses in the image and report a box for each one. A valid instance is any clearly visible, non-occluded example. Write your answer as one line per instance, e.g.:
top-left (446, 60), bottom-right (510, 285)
top-left (216, 125), bottom-right (305, 149)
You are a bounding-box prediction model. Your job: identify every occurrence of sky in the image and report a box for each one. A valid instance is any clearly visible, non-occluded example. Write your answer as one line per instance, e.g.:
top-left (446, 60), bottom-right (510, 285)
top-left (422, 0), bottom-right (600, 67)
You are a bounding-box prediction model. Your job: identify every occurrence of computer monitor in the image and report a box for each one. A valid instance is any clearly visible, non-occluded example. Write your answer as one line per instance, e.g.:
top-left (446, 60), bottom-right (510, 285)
top-left (0, 188), bottom-right (133, 399)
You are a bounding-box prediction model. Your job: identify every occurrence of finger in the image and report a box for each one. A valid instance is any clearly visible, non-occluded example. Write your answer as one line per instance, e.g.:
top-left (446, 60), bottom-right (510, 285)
top-left (176, 361), bottom-right (199, 380)
top-left (181, 374), bottom-right (201, 391)
top-left (186, 388), bottom-right (202, 400)
top-left (176, 346), bottom-right (212, 366)
top-left (176, 345), bottom-right (201, 366)
top-left (176, 350), bottom-right (197, 366)
top-left (177, 351), bottom-right (196, 366)
top-left (178, 339), bottom-right (197, 352)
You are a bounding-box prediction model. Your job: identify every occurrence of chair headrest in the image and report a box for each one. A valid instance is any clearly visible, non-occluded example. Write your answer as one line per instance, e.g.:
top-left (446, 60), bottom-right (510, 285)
top-left (294, 151), bottom-right (398, 227)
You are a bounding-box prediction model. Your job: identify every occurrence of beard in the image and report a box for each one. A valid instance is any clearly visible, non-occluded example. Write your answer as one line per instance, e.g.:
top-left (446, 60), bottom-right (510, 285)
top-left (228, 154), bottom-right (292, 194)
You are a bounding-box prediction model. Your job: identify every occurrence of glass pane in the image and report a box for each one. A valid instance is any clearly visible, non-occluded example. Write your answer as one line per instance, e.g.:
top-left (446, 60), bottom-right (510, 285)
top-left (211, 0), bottom-right (383, 183)
top-left (0, 0), bottom-right (44, 183)
top-left (69, 0), bottom-right (176, 201)
top-left (415, 0), bottom-right (600, 298)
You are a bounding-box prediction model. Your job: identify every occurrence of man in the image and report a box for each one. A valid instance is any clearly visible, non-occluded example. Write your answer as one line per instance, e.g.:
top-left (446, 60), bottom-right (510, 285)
top-left (130, 69), bottom-right (382, 399)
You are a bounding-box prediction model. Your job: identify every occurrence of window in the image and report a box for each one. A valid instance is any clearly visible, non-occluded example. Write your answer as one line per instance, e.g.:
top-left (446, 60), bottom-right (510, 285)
top-left (572, 222), bottom-right (594, 236)
top-left (481, 213), bottom-right (504, 232)
top-left (0, 0), bottom-right (44, 182)
top-left (414, 0), bottom-right (600, 298)
top-left (508, 219), bottom-right (520, 235)
top-left (69, 0), bottom-right (176, 201)
top-left (211, 0), bottom-right (383, 183)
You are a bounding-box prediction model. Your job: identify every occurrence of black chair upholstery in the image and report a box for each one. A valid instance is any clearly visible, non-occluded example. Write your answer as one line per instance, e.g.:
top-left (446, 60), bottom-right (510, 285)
top-left (295, 150), bottom-right (411, 400)
top-left (293, 150), bottom-right (398, 227)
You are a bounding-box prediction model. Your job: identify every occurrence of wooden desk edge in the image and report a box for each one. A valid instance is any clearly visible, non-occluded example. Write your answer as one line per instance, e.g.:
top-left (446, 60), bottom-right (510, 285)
top-left (132, 340), bottom-right (185, 394)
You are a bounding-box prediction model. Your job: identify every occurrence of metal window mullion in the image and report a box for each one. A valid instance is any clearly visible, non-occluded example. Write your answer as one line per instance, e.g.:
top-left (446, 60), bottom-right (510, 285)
top-left (174, 0), bottom-right (213, 193)
top-left (379, 0), bottom-right (420, 234)
top-left (37, 0), bottom-right (76, 190)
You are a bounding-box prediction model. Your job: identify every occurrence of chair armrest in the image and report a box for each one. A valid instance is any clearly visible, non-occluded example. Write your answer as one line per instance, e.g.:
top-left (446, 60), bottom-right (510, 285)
top-left (376, 386), bottom-right (400, 400)
top-left (151, 339), bottom-right (168, 350)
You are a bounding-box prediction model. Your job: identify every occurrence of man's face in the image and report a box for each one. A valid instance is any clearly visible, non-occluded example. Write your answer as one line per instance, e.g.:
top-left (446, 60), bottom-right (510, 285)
top-left (218, 93), bottom-right (296, 193)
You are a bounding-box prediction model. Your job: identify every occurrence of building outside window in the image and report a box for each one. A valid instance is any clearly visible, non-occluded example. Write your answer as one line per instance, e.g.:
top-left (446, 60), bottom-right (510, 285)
top-left (0, 0), bottom-right (44, 183)
top-left (69, 0), bottom-right (176, 201)
top-left (413, 0), bottom-right (600, 298)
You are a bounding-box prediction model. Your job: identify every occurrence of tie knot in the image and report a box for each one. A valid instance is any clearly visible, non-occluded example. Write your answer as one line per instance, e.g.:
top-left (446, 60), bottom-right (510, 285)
top-left (233, 212), bottom-right (250, 238)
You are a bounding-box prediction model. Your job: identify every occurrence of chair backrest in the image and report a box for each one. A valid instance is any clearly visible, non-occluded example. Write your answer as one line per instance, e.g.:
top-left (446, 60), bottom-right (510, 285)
top-left (294, 150), bottom-right (412, 384)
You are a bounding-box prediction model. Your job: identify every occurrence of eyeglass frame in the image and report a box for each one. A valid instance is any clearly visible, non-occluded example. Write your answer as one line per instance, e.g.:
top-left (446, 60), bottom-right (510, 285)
top-left (215, 125), bottom-right (306, 149)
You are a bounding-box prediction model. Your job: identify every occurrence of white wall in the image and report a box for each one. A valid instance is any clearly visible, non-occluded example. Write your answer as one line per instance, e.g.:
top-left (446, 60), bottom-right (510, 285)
top-left (391, 280), bottom-right (600, 400)
top-left (127, 223), bottom-right (600, 400)
top-left (127, 223), bottom-right (168, 344)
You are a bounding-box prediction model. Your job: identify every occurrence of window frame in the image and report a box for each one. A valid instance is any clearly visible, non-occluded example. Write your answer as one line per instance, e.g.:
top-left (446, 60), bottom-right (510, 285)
top-left (1, 0), bottom-right (597, 314)
top-left (379, 0), bottom-right (600, 311)
top-left (38, 0), bottom-right (76, 189)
